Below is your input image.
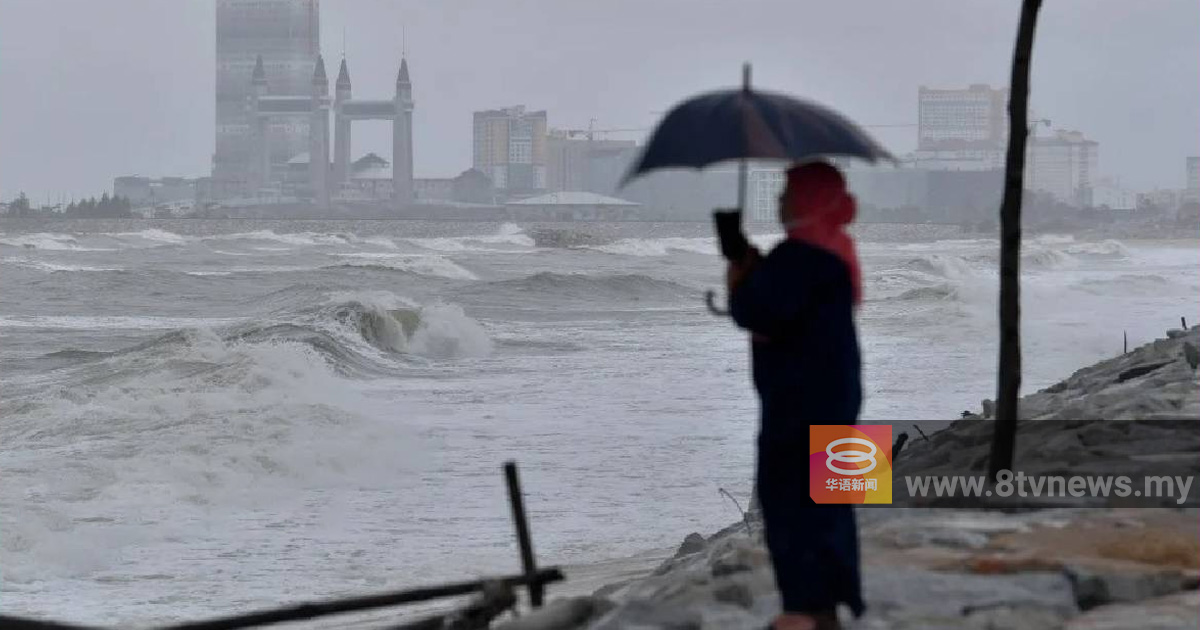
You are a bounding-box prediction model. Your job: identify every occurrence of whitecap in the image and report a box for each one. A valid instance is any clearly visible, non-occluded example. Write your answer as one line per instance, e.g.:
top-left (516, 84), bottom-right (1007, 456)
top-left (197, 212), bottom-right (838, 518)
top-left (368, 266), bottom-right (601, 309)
top-left (327, 253), bottom-right (477, 280)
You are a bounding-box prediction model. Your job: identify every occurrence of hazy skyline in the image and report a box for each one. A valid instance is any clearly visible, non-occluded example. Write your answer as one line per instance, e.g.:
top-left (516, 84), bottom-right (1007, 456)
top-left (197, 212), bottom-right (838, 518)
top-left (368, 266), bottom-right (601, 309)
top-left (1, 0), bottom-right (1198, 203)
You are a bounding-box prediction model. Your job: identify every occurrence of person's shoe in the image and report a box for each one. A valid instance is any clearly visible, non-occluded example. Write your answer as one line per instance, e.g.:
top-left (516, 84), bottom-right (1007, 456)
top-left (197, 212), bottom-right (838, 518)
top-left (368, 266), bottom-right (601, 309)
top-left (769, 611), bottom-right (841, 630)
top-left (812, 611), bottom-right (842, 630)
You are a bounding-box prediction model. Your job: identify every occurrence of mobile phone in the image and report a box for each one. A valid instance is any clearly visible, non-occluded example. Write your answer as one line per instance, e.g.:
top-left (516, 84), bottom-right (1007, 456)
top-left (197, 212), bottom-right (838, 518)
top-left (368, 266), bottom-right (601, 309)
top-left (713, 210), bottom-right (751, 262)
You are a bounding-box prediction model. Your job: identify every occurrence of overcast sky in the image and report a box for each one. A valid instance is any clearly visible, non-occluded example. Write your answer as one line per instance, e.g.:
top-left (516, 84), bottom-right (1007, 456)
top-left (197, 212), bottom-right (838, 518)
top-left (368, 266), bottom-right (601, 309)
top-left (1, 0), bottom-right (1197, 202)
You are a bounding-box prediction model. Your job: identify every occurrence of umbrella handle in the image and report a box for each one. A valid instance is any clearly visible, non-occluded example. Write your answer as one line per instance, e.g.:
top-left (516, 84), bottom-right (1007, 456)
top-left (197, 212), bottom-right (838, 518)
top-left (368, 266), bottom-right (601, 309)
top-left (704, 290), bottom-right (730, 317)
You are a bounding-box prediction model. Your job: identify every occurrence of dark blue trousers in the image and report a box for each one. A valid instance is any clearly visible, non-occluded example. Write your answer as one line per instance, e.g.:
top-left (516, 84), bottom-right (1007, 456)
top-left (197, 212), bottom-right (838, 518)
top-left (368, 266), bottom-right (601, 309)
top-left (756, 441), bottom-right (865, 617)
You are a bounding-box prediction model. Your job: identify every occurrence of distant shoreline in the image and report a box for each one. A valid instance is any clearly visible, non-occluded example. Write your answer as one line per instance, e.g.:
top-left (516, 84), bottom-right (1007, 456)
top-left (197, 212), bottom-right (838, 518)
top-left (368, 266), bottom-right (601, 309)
top-left (1, 216), bottom-right (1194, 242)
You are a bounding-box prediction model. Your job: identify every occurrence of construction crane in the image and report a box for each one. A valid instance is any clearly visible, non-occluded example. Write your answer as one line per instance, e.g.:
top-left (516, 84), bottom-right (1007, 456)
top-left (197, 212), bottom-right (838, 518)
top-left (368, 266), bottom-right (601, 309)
top-left (560, 118), bottom-right (647, 141)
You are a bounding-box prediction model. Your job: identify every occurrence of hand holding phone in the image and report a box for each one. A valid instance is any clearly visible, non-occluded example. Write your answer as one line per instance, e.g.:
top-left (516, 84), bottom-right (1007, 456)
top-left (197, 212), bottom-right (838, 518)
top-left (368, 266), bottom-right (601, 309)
top-left (713, 209), bottom-right (753, 262)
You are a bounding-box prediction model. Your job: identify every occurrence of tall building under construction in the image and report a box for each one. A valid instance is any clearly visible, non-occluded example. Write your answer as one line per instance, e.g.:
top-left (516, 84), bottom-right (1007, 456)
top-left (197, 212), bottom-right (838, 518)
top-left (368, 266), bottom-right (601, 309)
top-left (212, 0), bottom-right (321, 199)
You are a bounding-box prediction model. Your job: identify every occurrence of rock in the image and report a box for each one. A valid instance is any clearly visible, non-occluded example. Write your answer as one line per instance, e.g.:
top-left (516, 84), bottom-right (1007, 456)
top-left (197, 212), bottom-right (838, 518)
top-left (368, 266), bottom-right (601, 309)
top-left (861, 566), bottom-right (1078, 627)
top-left (1064, 589), bottom-right (1200, 629)
top-left (893, 431), bottom-right (911, 458)
top-left (1065, 565), bottom-right (1193, 610)
top-left (583, 599), bottom-right (703, 630)
top-left (1045, 379), bottom-right (1070, 393)
top-left (494, 597), bottom-right (602, 630)
top-left (711, 556), bottom-right (753, 577)
top-left (962, 604), bottom-right (1073, 630)
top-left (1116, 361), bottom-right (1171, 383)
top-left (675, 533), bottom-right (706, 558)
top-left (965, 553), bottom-right (1062, 575)
top-left (712, 582), bottom-right (754, 609)
top-left (1023, 430), bottom-right (1086, 464)
top-left (1183, 342), bottom-right (1199, 369)
top-left (890, 528), bottom-right (991, 550)
top-left (1166, 328), bottom-right (1187, 339)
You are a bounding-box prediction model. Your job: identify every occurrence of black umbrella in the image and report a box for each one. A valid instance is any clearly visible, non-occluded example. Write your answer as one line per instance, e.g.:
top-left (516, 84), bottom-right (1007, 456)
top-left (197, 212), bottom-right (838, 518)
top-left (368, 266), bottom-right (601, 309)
top-left (623, 64), bottom-right (891, 314)
top-left (624, 64), bottom-right (892, 212)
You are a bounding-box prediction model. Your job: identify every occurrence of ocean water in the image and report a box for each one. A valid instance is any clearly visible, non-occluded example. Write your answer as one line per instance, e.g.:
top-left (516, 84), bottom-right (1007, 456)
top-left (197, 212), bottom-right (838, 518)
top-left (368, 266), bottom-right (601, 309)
top-left (1, 219), bottom-right (1196, 625)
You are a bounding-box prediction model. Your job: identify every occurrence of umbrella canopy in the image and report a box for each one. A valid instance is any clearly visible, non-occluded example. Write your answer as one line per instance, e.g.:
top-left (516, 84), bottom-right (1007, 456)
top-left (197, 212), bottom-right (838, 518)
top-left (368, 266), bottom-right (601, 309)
top-left (624, 87), bottom-right (892, 183)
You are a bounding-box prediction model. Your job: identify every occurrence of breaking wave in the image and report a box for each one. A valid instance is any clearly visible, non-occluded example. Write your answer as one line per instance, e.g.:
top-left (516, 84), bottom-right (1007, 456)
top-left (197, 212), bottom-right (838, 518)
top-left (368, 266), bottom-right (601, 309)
top-left (1032, 234), bottom-right (1076, 245)
top-left (894, 285), bottom-right (958, 301)
top-left (2, 257), bottom-right (123, 273)
top-left (869, 253), bottom-right (989, 303)
top-left (1072, 273), bottom-right (1170, 296)
top-left (588, 237), bottom-right (717, 257)
top-left (205, 230), bottom-right (398, 249)
top-left (216, 291), bottom-right (495, 367)
top-left (315, 292), bottom-right (493, 361)
top-left (0, 224), bottom-right (546, 259)
top-left (1065, 239), bottom-right (1129, 259)
top-left (404, 223), bottom-right (534, 252)
top-left (1022, 246), bottom-right (1077, 269)
top-left (6, 290), bottom-right (490, 396)
top-left (110, 228), bottom-right (190, 246)
top-left (463, 272), bottom-right (695, 303)
top-left (0, 233), bottom-right (116, 251)
top-left (324, 253), bottom-right (478, 280)
top-left (901, 254), bottom-right (977, 279)
top-left (0, 229), bottom-right (191, 251)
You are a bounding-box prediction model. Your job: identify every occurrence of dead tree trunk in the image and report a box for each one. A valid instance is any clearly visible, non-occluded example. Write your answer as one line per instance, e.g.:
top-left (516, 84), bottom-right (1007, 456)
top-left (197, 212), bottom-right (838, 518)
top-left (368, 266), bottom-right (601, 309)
top-left (990, 0), bottom-right (1044, 481)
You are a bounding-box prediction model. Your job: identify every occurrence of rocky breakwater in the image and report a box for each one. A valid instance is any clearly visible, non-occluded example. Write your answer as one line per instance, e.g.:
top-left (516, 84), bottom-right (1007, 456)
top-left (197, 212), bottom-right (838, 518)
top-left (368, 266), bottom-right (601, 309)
top-left (890, 325), bottom-right (1200, 508)
top-left (498, 327), bottom-right (1200, 629)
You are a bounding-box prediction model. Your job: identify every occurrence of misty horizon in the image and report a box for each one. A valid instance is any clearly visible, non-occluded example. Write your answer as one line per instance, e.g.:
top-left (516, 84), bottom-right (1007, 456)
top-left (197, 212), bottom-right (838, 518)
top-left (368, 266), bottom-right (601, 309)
top-left (1, 0), bottom-right (1198, 203)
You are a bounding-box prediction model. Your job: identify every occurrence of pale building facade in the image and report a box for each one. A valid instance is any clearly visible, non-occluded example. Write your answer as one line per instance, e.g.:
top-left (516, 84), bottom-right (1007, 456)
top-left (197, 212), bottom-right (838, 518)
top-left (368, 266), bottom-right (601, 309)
top-left (1026, 130), bottom-right (1099, 206)
top-left (545, 131), bottom-right (637, 193)
top-left (473, 106), bottom-right (548, 196)
top-left (918, 84), bottom-right (1008, 151)
top-left (213, 0), bottom-right (321, 199)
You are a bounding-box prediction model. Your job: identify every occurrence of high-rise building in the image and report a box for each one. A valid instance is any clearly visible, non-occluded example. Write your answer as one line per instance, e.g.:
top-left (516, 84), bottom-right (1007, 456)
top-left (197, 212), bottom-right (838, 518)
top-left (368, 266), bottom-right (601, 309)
top-left (1186, 156), bottom-right (1199, 202)
top-left (747, 167), bottom-right (786, 222)
top-left (213, 0), bottom-right (321, 199)
top-left (918, 84), bottom-right (1008, 151)
top-left (545, 130), bottom-right (636, 193)
top-left (1027, 130), bottom-right (1098, 207)
top-left (473, 106), bottom-right (548, 196)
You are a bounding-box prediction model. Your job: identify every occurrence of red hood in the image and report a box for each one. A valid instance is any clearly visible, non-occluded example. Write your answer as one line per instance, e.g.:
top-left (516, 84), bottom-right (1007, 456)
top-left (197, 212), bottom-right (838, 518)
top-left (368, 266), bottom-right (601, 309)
top-left (782, 163), bottom-right (862, 304)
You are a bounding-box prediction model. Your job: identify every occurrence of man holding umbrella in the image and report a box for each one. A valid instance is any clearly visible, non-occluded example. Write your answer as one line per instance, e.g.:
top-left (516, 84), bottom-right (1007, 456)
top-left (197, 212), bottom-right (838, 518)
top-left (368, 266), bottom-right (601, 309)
top-left (624, 67), bottom-right (886, 629)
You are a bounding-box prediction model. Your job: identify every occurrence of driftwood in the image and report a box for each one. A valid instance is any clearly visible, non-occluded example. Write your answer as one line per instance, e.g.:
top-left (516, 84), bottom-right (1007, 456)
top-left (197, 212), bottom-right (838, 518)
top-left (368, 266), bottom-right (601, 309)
top-left (157, 569), bottom-right (562, 630)
top-left (505, 461), bottom-right (544, 608)
top-left (718, 487), bottom-right (753, 535)
top-left (0, 617), bottom-right (102, 630)
top-left (990, 0), bottom-right (1044, 480)
top-left (386, 582), bottom-right (518, 630)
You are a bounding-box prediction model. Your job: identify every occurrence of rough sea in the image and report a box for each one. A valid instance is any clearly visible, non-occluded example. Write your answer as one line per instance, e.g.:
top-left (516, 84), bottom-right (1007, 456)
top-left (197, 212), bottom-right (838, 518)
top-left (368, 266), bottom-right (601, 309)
top-left (1, 219), bottom-right (1196, 625)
